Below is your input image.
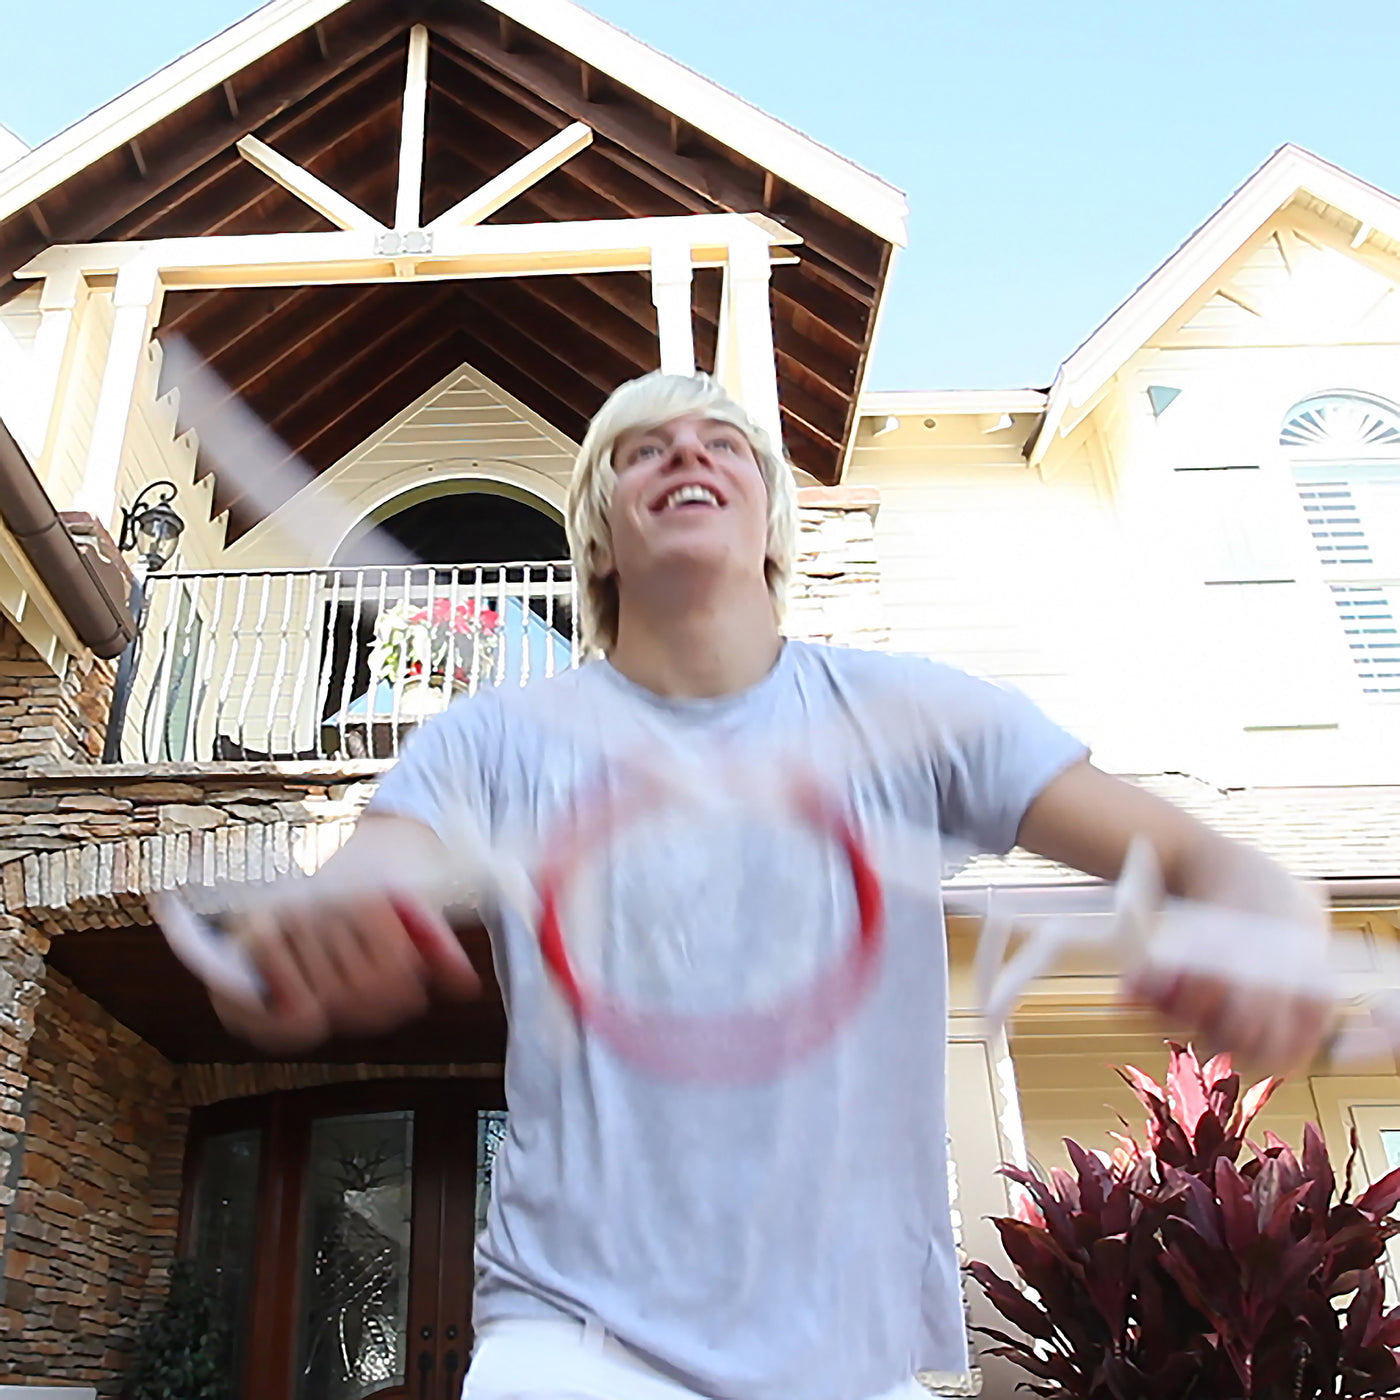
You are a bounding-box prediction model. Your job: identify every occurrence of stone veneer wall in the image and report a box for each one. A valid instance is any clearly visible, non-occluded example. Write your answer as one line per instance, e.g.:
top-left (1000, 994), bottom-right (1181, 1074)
top-left (0, 491), bottom-right (887, 1388)
top-left (788, 488), bottom-right (887, 648)
top-left (0, 615), bottom-right (115, 770)
top-left (1, 966), bottom-right (184, 1393)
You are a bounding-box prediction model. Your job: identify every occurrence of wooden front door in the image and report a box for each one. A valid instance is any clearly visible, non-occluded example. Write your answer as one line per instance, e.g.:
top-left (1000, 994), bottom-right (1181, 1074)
top-left (182, 1079), bottom-right (506, 1400)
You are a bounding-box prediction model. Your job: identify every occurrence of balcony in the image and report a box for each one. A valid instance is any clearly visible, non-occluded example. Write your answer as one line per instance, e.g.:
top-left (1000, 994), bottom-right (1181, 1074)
top-left (112, 562), bottom-right (579, 763)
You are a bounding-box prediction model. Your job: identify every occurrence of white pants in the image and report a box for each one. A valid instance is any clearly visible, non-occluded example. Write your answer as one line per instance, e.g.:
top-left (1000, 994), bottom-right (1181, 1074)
top-left (462, 1319), bottom-right (929, 1400)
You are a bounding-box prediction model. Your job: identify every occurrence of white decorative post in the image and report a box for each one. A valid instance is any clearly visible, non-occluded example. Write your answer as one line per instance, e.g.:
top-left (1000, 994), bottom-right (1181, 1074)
top-left (650, 239), bottom-right (696, 377)
top-left (715, 222), bottom-right (782, 450)
top-left (28, 266), bottom-right (85, 464)
top-left (73, 260), bottom-right (164, 527)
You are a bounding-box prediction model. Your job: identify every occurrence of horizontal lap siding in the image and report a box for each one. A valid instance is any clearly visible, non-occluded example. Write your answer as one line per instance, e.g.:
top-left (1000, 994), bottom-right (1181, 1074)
top-left (1011, 1014), bottom-right (1342, 1176)
top-left (43, 288), bottom-right (112, 510)
top-left (0, 283), bottom-right (41, 350)
top-left (340, 377), bottom-right (574, 480)
top-left (847, 439), bottom-right (1109, 740)
top-left (230, 368), bottom-right (577, 568)
top-left (118, 342), bottom-right (227, 571)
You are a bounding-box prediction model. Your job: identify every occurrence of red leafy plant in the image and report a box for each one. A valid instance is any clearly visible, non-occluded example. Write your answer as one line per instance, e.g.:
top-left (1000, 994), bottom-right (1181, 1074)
top-left (971, 1044), bottom-right (1400, 1399)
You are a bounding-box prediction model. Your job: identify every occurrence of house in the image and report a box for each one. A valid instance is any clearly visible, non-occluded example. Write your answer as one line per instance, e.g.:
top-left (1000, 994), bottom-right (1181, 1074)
top-left (0, 1), bottom-right (1396, 1395)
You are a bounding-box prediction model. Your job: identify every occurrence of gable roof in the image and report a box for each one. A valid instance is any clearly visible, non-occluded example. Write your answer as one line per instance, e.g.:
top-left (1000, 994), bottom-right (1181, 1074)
top-left (1028, 144), bottom-right (1400, 465)
top-left (0, 0), bottom-right (906, 523)
top-left (0, 0), bottom-right (906, 246)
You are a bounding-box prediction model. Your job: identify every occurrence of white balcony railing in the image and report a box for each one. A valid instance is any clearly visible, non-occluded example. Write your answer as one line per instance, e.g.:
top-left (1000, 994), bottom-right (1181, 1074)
top-left (115, 563), bottom-right (580, 763)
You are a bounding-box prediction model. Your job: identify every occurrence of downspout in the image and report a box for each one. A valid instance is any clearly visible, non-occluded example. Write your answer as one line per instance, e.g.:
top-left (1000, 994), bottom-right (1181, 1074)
top-left (0, 417), bottom-right (135, 658)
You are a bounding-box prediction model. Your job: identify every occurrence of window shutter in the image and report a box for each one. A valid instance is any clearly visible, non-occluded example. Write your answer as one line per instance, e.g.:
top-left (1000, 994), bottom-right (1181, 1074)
top-left (1294, 463), bottom-right (1400, 700)
top-left (1330, 585), bottom-right (1400, 698)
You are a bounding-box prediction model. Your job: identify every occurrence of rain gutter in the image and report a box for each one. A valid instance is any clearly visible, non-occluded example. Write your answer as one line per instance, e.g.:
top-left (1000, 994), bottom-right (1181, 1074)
top-left (0, 418), bottom-right (135, 658)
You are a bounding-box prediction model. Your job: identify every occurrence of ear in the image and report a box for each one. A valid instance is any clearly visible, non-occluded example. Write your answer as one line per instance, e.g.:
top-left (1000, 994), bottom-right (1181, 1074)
top-left (591, 538), bottom-right (615, 579)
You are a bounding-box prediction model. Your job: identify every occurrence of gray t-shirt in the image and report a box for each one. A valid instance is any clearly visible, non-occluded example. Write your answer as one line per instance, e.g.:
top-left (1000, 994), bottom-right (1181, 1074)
top-left (368, 641), bottom-right (1085, 1400)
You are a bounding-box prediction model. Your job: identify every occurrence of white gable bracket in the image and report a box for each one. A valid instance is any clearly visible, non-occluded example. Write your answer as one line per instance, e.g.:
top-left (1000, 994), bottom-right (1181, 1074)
top-left (236, 135), bottom-right (386, 233)
top-left (425, 122), bottom-right (594, 233)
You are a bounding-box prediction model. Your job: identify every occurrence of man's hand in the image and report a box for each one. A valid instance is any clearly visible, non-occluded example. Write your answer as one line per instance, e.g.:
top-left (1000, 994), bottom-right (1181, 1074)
top-left (206, 814), bottom-right (482, 1053)
top-left (1120, 968), bottom-right (1332, 1076)
top-left (1018, 760), bottom-right (1334, 1074)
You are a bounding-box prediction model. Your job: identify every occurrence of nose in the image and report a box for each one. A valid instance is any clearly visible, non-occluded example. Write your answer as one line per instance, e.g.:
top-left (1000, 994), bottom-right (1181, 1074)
top-left (660, 427), bottom-right (711, 471)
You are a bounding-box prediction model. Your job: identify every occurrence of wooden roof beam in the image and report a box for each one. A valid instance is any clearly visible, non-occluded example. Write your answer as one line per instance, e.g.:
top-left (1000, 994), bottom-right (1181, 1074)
top-left (395, 24), bottom-right (430, 230)
top-left (235, 134), bottom-right (387, 232)
top-left (259, 286), bottom-right (450, 440)
top-left (428, 82), bottom-right (675, 226)
top-left (426, 121), bottom-right (592, 232)
top-left (289, 322), bottom-right (461, 468)
top-left (428, 66), bottom-right (679, 222)
top-left (458, 278), bottom-right (641, 393)
top-left (181, 286), bottom-right (386, 404)
top-left (450, 289), bottom-right (604, 422)
top-left (116, 45), bottom-right (406, 240)
top-left (211, 293), bottom-right (456, 515)
top-left (430, 26), bottom-right (882, 291)
top-left (426, 117), bottom-right (628, 234)
top-left (0, 12), bottom-right (404, 273)
top-left (21, 213), bottom-right (800, 291)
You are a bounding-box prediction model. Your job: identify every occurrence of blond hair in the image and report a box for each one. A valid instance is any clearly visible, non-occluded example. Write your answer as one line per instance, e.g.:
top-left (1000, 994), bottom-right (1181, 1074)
top-left (566, 372), bottom-right (797, 653)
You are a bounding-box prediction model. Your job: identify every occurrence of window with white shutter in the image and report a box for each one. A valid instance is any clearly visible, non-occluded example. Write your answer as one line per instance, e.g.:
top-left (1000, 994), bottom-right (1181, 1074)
top-left (1283, 392), bottom-right (1400, 702)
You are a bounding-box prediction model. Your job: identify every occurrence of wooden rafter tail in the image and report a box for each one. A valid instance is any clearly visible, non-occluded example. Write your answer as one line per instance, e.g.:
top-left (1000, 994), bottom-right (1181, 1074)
top-left (425, 122), bottom-right (595, 233)
top-left (235, 135), bottom-right (386, 233)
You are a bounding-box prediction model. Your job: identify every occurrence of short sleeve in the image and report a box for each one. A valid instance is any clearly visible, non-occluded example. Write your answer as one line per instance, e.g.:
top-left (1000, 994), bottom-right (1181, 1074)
top-left (364, 690), bottom-right (503, 845)
top-left (918, 662), bottom-right (1088, 856)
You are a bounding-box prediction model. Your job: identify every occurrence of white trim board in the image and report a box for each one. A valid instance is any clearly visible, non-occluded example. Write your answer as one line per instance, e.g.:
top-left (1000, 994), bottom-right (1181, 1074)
top-left (0, 0), bottom-right (908, 249)
top-left (1028, 145), bottom-right (1400, 466)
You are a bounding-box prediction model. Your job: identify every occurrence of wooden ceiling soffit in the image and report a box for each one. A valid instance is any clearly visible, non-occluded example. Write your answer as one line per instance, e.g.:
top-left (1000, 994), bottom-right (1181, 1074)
top-left (425, 13), bottom-right (883, 291)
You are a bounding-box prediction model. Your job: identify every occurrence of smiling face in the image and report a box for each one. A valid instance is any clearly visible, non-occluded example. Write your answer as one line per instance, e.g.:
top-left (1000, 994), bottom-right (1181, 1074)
top-left (600, 412), bottom-right (771, 601)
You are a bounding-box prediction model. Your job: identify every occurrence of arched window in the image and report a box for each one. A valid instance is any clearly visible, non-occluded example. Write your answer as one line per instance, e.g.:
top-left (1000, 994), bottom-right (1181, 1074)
top-left (1279, 391), bottom-right (1400, 456)
top-left (1282, 391), bottom-right (1400, 699)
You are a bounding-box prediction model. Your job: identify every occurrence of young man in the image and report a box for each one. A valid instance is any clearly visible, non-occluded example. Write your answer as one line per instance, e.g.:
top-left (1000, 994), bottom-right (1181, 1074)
top-left (210, 373), bottom-right (1331, 1400)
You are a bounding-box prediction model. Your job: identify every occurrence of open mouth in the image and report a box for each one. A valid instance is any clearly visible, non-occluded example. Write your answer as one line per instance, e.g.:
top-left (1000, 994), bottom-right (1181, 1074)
top-left (654, 483), bottom-right (723, 512)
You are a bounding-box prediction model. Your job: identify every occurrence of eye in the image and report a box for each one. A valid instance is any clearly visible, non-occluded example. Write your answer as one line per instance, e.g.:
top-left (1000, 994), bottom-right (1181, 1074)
top-left (624, 442), bottom-right (662, 466)
top-left (707, 435), bottom-right (742, 453)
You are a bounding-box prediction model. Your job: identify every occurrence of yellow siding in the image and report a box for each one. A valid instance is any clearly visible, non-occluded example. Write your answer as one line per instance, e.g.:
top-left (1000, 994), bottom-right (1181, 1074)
top-left (0, 284), bottom-right (42, 351)
top-left (42, 287), bottom-right (111, 509)
top-left (846, 421), bottom-right (1121, 749)
top-left (115, 340), bottom-right (227, 570)
top-left (1010, 1010), bottom-right (1391, 1179)
top-left (228, 364), bottom-right (576, 568)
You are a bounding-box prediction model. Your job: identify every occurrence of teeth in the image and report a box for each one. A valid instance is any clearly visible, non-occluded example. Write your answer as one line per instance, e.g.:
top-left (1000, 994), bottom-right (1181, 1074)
top-left (664, 484), bottom-right (719, 509)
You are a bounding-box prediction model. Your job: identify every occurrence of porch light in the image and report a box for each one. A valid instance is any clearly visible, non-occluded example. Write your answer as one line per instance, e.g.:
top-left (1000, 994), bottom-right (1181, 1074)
top-left (118, 480), bottom-right (185, 571)
top-left (102, 481), bottom-right (186, 762)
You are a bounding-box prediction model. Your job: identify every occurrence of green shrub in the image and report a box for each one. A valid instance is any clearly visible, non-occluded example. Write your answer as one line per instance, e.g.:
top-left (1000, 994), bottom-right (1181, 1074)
top-left (122, 1258), bottom-right (231, 1400)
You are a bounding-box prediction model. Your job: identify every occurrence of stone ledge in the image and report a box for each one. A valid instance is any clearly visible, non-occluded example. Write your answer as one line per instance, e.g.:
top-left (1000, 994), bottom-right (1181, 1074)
top-left (19, 759), bottom-right (391, 787)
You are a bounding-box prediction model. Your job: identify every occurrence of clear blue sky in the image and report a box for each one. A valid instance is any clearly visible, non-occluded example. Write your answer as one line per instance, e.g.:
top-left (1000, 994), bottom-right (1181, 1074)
top-left (6, 0), bottom-right (1400, 390)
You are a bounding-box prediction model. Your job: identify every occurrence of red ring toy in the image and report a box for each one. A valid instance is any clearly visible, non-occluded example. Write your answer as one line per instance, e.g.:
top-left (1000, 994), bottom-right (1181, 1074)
top-left (536, 775), bottom-right (885, 1083)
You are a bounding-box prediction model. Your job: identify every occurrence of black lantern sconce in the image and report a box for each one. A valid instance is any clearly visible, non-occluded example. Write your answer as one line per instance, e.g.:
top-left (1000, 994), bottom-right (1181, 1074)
top-left (117, 479), bottom-right (186, 572)
top-left (102, 482), bottom-right (186, 762)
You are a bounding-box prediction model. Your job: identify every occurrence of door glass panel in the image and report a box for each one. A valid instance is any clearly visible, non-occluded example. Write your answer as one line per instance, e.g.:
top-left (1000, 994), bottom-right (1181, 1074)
top-left (475, 1110), bottom-right (508, 1237)
top-left (191, 1127), bottom-right (262, 1397)
top-left (297, 1111), bottom-right (414, 1400)
top-left (1381, 1128), bottom-right (1400, 1172)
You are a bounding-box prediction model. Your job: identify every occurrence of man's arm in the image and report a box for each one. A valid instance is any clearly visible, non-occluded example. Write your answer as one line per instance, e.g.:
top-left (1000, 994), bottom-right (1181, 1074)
top-left (1015, 759), bottom-right (1331, 1070)
top-left (209, 813), bottom-right (481, 1054)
